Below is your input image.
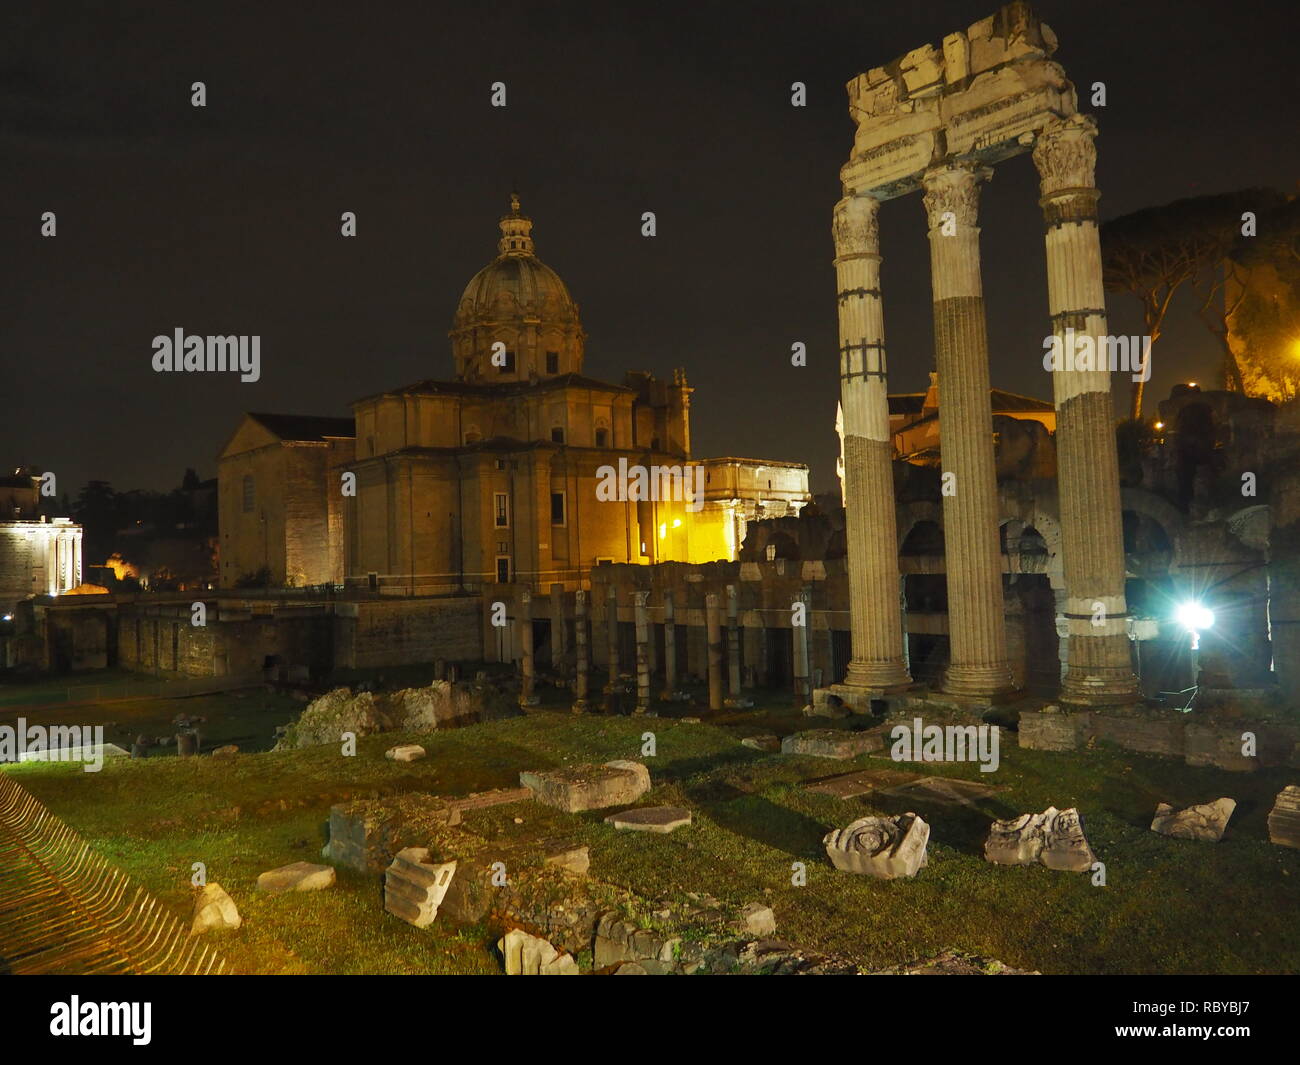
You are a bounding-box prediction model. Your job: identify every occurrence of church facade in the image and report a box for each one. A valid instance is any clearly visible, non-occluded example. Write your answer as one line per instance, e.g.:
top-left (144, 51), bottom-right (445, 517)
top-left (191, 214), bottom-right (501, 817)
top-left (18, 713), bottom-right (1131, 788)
top-left (219, 197), bottom-right (809, 593)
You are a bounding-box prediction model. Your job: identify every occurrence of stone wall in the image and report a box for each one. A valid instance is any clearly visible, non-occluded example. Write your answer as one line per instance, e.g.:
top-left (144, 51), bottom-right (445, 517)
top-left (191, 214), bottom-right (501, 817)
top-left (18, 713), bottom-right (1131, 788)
top-left (1019, 705), bottom-right (1299, 770)
top-left (342, 597), bottom-right (483, 669)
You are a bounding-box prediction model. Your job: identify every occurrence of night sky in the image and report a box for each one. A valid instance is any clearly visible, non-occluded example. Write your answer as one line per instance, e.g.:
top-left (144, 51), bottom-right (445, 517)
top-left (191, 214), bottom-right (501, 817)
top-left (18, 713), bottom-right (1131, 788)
top-left (2, 0), bottom-right (1296, 498)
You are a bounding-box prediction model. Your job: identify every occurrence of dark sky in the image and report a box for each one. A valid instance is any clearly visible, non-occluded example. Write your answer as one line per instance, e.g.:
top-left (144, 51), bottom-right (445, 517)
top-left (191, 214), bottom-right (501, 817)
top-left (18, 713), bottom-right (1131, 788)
top-left (2, 0), bottom-right (1296, 497)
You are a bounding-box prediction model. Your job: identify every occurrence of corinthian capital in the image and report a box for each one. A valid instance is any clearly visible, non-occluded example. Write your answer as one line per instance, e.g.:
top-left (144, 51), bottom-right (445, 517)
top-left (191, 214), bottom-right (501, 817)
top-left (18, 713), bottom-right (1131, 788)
top-left (921, 164), bottom-right (990, 232)
top-left (1033, 114), bottom-right (1099, 197)
top-left (832, 193), bottom-right (881, 259)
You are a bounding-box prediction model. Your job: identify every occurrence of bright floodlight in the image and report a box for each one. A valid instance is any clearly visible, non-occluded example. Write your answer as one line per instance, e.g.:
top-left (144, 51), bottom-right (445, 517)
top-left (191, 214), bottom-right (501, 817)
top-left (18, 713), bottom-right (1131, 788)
top-left (1175, 601), bottom-right (1214, 632)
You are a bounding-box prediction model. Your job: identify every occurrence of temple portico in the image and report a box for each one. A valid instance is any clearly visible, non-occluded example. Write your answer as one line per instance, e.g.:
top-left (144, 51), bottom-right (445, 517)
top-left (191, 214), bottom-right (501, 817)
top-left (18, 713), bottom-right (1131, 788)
top-left (823, 2), bottom-right (1140, 710)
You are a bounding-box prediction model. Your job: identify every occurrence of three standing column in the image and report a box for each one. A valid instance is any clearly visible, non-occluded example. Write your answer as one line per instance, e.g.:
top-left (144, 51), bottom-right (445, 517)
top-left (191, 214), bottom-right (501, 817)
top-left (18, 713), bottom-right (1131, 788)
top-left (1033, 115), bottom-right (1139, 706)
top-left (833, 192), bottom-right (911, 693)
top-left (921, 164), bottom-right (1016, 698)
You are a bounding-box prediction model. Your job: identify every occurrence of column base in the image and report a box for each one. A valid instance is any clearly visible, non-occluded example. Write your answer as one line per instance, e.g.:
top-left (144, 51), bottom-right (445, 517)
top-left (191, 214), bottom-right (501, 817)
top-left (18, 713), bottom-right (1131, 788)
top-left (1059, 670), bottom-right (1142, 708)
top-left (843, 660), bottom-right (912, 693)
top-left (815, 682), bottom-right (919, 716)
top-left (940, 664), bottom-right (1019, 702)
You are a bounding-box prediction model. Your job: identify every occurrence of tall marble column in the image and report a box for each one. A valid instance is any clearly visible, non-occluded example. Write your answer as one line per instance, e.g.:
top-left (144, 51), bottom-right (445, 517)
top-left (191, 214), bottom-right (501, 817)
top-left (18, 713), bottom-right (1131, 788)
top-left (921, 164), bottom-right (1016, 698)
top-left (1033, 115), bottom-right (1140, 706)
top-left (833, 192), bottom-right (911, 693)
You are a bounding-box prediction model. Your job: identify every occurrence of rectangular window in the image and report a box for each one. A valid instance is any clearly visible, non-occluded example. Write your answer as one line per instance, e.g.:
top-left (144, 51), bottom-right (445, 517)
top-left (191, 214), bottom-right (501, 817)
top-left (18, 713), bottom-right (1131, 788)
top-left (494, 492), bottom-right (509, 528)
top-left (546, 351), bottom-right (559, 374)
top-left (495, 556), bottom-right (511, 583)
top-left (595, 428), bottom-right (609, 447)
top-left (551, 427), bottom-right (565, 444)
top-left (551, 491), bottom-right (566, 525)
top-left (241, 475), bottom-right (254, 512)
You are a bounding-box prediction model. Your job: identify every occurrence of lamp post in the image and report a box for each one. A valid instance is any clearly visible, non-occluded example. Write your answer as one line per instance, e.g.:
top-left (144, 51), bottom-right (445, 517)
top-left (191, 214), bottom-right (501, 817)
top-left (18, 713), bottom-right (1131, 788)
top-left (1171, 601), bottom-right (1214, 711)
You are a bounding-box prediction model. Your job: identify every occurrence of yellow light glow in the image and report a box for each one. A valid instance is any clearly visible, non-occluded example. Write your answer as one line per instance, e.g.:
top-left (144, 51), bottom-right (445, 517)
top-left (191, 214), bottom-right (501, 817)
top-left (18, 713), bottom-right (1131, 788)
top-left (658, 523), bottom-right (666, 539)
top-left (672, 518), bottom-right (682, 529)
top-left (1154, 421), bottom-right (1164, 430)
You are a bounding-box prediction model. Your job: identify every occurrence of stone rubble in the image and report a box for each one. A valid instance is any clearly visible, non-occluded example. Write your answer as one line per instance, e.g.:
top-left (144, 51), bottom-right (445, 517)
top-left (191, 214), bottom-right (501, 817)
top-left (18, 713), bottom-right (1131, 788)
top-left (256, 861), bottom-right (337, 893)
top-left (498, 928), bottom-right (579, 975)
top-left (519, 760), bottom-right (651, 813)
top-left (737, 901), bottom-right (777, 937)
top-left (1268, 785), bottom-right (1300, 849)
top-left (384, 848), bottom-right (457, 928)
top-left (604, 806), bottom-right (692, 833)
top-left (1150, 798), bottom-right (1236, 842)
top-left (824, 813), bottom-right (930, 879)
top-left (385, 744), bottom-right (426, 763)
top-left (781, 729), bottom-right (883, 760)
top-left (190, 883), bottom-right (241, 933)
top-left (276, 680), bottom-right (508, 749)
top-left (984, 807), bottom-right (1095, 872)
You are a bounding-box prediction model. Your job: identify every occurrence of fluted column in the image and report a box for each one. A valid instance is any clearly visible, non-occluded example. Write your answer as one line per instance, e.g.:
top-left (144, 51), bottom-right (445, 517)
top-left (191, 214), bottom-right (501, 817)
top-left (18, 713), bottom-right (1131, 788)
top-left (833, 192), bottom-right (911, 692)
top-left (921, 164), bottom-right (1016, 698)
top-left (1033, 115), bottom-right (1140, 705)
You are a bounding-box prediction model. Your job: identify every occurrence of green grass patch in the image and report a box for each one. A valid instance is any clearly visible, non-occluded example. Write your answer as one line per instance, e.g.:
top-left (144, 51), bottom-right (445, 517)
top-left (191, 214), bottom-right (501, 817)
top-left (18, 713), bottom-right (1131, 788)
top-left (6, 706), bottom-right (1299, 975)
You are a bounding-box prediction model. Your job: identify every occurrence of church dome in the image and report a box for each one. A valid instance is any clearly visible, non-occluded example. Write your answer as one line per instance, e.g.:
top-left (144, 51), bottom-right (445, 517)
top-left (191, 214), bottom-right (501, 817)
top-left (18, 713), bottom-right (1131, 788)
top-left (450, 195), bottom-right (585, 382)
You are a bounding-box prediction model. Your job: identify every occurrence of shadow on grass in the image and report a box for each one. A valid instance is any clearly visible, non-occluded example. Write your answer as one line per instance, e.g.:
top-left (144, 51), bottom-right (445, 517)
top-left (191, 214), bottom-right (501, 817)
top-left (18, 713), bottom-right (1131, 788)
top-left (700, 793), bottom-right (830, 860)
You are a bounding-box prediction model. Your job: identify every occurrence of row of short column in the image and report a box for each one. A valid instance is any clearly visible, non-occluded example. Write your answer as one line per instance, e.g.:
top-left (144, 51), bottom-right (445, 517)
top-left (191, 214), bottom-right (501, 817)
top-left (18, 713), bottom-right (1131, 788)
top-left (832, 115), bottom-right (1139, 706)
top-left (519, 586), bottom-right (815, 713)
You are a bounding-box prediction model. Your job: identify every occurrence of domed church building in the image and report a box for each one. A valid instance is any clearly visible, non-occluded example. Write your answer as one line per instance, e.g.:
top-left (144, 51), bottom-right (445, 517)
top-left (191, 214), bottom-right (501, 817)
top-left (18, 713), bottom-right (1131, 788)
top-left (218, 196), bottom-right (810, 593)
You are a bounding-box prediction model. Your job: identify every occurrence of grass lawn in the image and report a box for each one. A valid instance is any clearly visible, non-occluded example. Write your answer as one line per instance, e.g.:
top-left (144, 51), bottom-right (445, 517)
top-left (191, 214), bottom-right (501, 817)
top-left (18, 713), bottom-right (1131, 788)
top-left (5, 693), bottom-right (1299, 975)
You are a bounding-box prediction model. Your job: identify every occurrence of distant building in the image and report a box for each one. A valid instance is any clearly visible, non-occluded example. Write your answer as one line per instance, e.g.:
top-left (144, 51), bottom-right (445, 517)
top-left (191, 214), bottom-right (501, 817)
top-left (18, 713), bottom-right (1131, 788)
top-left (887, 372), bottom-right (1056, 465)
top-left (218, 414), bottom-right (355, 588)
top-left (834, 373), bottom-right (1057, 501)
top-left (0, 468), bottom-right (83, 610)
top-left (218, 196), bottom-right (810, 592)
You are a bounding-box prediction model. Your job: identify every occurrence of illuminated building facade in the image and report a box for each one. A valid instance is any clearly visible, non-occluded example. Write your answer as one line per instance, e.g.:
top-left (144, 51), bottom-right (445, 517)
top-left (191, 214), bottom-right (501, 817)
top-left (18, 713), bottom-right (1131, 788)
top-left (219, 197), bottom-right (810, 592)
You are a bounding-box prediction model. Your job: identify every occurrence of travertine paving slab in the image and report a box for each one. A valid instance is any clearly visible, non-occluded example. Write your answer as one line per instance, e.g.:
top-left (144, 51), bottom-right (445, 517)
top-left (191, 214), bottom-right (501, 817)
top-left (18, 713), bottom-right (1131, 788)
top-left (605, 806), bottom-right (692, 833)
top-left (804, 768), bottom-right (920, 799)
